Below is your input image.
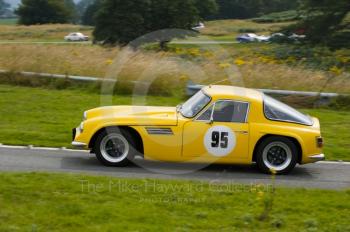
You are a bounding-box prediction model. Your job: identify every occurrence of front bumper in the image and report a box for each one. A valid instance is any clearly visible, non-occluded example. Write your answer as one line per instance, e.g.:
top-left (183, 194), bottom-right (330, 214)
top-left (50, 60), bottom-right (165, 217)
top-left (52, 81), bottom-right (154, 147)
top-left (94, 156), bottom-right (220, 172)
top-left (72, 128), bottom-right (87, 148)
top-left (72, 141), bottom-right (87, 148)
top-left (308, 154), bottom-right (325, 162)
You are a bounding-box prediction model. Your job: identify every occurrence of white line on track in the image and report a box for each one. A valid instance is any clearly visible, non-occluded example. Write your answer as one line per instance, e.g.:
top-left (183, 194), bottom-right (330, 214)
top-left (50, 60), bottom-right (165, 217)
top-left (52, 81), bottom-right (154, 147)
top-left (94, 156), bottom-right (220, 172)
top-left (0, 41), bottom-right (91, 45)
top-left (171, 41), bottom-right (239, 44)
top-left (0, 144), bottom-right (348, 164)
top-left (0, 40), bottom-right (239, 45)
top-left (0, 144), bottom-right (89, 153)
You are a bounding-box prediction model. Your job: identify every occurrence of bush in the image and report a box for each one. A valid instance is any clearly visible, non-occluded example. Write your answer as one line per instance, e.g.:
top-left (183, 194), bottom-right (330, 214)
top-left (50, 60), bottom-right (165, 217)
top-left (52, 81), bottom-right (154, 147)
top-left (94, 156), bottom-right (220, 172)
top-left (258, 45), bottom-right (350, 72)
top-left (327, 31), bottom-right (350, 50)
top-left (253, 10), bottom-right (303, 23)
top-left (238, 28), bottom-right (257, 33)
top-left (328, 96), bottom-right (350, 110)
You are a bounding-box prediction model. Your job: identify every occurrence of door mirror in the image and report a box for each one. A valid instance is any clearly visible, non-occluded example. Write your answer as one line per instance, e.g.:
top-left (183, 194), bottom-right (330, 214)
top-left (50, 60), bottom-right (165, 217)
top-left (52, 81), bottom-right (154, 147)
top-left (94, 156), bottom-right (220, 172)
top-left (206, 117), bottom-right (214, 124)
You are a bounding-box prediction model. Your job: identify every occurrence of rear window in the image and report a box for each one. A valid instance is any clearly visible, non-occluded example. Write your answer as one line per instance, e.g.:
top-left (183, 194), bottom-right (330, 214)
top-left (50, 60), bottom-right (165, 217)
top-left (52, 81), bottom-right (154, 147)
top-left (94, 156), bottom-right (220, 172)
top-left (263, 95), bottom-right (313, 126)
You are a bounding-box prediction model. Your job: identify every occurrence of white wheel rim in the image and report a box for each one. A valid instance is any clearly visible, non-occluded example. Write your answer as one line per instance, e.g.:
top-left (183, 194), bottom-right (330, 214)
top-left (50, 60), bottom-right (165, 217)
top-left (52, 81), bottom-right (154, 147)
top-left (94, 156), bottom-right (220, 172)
top-left (100, 134), bottom-right (129, 163)
top-left (262, 142), bottom-right (292, 171)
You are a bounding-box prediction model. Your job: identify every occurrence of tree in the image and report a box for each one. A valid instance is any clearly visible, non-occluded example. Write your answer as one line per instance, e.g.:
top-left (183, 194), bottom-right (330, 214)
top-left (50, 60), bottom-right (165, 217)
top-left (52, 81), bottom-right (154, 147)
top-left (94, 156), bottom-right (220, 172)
top-left (93, 0), bottom-right (218, 48)
top-left (298, 0), bottom-right (350, 44)
top-left (147, 0), bottom-right (201, 49)
top-left (76, 0), bottom-right (95, 22)
top-left (81, 0), bottom-right (101, 26)
top-left (93, 0), bottom-right (151, 45)
top-left (16, 0), bottom-right (74, 25)
top-left (0, 0), bottom-right (10, 16)
top-left (195, 0), bottom-right (218, 19)
top-left (210, 0), bottom-right (300, 20)
top-left (64, 0), bottom-right (78, 23)
top-left (255, 0), bottom-right (301, 15)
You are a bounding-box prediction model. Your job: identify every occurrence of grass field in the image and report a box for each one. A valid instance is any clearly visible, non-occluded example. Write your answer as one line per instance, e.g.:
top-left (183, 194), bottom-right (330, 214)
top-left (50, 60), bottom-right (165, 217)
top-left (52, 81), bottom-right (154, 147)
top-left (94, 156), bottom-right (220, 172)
top-left (0, 18), bottom-right (17, 25)
top-left (200, 19), bottom-right (292, 37)
top-left (1, 43), bottom-right (349, 93)
top-left (0, 84), bottom-right (182, 148)
top-left (0, 172), bottom-right (349, 231)
top-left (0, 24), bottom-right (92, 41)
top-left (0, 84), bottom-right (349, 161)
top-left (0, 20), bottom-right (349, 93)
top-left (0, 20), bottom-right (282, 42)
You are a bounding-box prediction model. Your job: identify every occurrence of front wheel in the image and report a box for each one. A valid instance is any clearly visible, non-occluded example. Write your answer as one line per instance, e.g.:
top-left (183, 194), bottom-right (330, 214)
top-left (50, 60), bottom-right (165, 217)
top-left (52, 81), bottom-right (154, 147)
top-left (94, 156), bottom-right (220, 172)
top-left (256, 136), bottom-right (298, 174)
top-left (94, 128), bottom-right (135, 167)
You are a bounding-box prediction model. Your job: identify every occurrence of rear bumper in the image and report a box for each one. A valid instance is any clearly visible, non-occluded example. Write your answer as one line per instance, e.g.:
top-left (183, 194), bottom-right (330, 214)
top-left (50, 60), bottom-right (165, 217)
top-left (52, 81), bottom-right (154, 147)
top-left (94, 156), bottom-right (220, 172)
top-left (308, 154), bottom-right (325, 162)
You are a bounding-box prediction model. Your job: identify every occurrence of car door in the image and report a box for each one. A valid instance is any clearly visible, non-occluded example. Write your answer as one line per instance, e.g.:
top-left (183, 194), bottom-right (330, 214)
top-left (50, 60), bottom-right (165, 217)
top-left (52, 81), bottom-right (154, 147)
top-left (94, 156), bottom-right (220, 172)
top-left (71, 33), bottom-right (77, 40)
top-left (182, 100), bottom-right (250, 161)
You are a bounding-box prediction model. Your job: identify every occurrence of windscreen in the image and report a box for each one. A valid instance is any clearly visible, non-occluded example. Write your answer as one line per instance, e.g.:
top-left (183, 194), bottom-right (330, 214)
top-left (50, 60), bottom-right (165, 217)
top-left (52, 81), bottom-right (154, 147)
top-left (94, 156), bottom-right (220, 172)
top-left (180, 91), bottom-right (211, 118)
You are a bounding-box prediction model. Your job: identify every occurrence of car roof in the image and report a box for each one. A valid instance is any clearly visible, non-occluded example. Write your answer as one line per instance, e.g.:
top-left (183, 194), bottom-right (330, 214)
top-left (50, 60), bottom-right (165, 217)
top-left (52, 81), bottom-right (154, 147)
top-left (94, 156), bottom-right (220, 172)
top-left (202, 85), bottom-right (263, 103)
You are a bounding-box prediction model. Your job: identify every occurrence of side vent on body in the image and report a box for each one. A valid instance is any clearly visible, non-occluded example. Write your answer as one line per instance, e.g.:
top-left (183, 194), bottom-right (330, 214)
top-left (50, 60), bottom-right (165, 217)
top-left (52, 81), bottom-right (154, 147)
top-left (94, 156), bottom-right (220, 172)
top-left (146, 127), bottom-right (173, 135)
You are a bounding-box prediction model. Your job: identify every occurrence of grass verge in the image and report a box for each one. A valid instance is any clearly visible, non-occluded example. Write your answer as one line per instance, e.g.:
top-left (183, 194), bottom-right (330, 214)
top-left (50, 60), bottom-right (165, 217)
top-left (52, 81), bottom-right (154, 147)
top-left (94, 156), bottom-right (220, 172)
top-left (0, 24), bottom-right (92, 41)
top-left (0, 84), bottom-right (182, 148)
top-left (303, 109), bottom-right (350, 161)
top-left (0, 172), bottom-right (349, 231)
top-left (0, 18), bottom-right (17, 25)
top-left (0, 84), bottom-right (349, 161)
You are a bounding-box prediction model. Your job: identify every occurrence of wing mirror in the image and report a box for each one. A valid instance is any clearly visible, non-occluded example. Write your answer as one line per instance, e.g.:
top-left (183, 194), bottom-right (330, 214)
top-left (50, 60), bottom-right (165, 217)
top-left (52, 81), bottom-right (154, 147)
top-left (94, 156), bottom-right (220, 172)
top-left (206, 117), bottom-right (214, 125)
top-left (206, 103), bottom-right (215, 125)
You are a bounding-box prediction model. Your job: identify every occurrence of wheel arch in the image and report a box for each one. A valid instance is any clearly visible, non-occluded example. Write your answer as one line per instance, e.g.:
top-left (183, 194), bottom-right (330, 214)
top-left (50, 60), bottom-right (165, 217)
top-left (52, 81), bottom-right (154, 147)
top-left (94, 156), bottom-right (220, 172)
top-left (252, 134), bottom-right (303, 164)
top-left (89, 126), bottom-right (144, 156)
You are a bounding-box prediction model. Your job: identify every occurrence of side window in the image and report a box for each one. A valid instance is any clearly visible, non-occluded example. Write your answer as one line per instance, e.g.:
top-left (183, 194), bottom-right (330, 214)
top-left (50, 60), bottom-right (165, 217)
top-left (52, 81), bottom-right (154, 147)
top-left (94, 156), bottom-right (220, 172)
top-left (213, 101), bottom-right (249, 123)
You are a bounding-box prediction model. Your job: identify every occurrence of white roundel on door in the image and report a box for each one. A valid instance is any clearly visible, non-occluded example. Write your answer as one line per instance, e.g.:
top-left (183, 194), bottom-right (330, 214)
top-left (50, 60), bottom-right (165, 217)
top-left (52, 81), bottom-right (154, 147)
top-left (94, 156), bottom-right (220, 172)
top-left (204, 126), bottom-right (236, 157)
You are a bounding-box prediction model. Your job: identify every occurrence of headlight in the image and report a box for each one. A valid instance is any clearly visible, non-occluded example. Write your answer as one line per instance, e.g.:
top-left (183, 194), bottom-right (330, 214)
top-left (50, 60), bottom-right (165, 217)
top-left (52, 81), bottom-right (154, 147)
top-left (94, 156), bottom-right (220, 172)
top-left (83, 111), bottom-right (87, 121)
top-left (79, 122), bottom-right (84, 132)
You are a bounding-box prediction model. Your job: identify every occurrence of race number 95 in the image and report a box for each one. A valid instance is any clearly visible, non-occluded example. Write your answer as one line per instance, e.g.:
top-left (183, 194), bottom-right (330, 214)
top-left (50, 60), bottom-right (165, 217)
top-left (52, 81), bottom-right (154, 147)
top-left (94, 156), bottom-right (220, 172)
top-left (204, 126), bottom-right (236, 157)
top-left (211, 131), bottom-right (228, 148)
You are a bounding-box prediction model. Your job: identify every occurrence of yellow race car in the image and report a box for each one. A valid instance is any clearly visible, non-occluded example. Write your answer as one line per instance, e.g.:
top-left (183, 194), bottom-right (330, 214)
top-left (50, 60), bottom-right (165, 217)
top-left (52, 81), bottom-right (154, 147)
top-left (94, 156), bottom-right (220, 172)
top-left (72, 85), bottom-right (325, 174)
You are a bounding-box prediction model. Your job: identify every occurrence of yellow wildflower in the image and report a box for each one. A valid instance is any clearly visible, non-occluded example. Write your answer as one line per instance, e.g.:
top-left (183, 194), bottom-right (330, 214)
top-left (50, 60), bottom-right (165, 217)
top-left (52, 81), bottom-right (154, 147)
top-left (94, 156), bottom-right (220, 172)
top-left (188, 48), bottom-right (200, 57)
top-left (257, 191), bottom-right (264, 198)
top-left (329, 66), bottom-right (342, 76)
top-left (286, 56), bottom-right (297, 63)
top-left (175, 48), bottom-right (184, 55)
top-left (234, 58), bottom-right (246, 66)
top-left (270, 168), bottom-right (277, 175)
top-left (219, 63), bottom-right (231, 69)
top-left (179, 74), bottom-right (188, 81)
top-left (338, 57), bottom-right (349, 64)
top-left (203, 51), bottom-right (214, 58)
top-left (106, 59), bottom-right (113, 65)
top-left (259, 56), bottom-right (271, 64)
top-left (256, 191), bottom-right (265, 201)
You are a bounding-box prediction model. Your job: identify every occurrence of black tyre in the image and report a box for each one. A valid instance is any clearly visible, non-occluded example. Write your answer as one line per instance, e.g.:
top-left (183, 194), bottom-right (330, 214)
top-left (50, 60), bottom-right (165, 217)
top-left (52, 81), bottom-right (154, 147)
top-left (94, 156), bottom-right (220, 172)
top-left (94, 128), bottom-right (136, 167)
top-left (256, 136), bottom-right (298, 174)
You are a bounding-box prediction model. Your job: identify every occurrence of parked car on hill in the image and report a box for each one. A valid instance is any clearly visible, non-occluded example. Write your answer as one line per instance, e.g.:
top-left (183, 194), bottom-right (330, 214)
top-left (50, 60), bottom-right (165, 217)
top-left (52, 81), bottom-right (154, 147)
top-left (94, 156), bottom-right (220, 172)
top-left (192, 22), bottom-right (205, 31)
top-left (269, 33), bottom-right (306, 43)
top-left (236, 33), bottom-right (270, 43)
top-left (64, 33), bottom-right (89, 42)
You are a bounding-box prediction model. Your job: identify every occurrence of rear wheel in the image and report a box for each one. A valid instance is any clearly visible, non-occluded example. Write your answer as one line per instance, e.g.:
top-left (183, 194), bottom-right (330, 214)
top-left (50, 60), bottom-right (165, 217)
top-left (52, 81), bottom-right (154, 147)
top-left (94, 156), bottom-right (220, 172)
top-left (256, 136), bottom-right (298, 174)
top-left (94, 128), bottom-right (136, 167)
